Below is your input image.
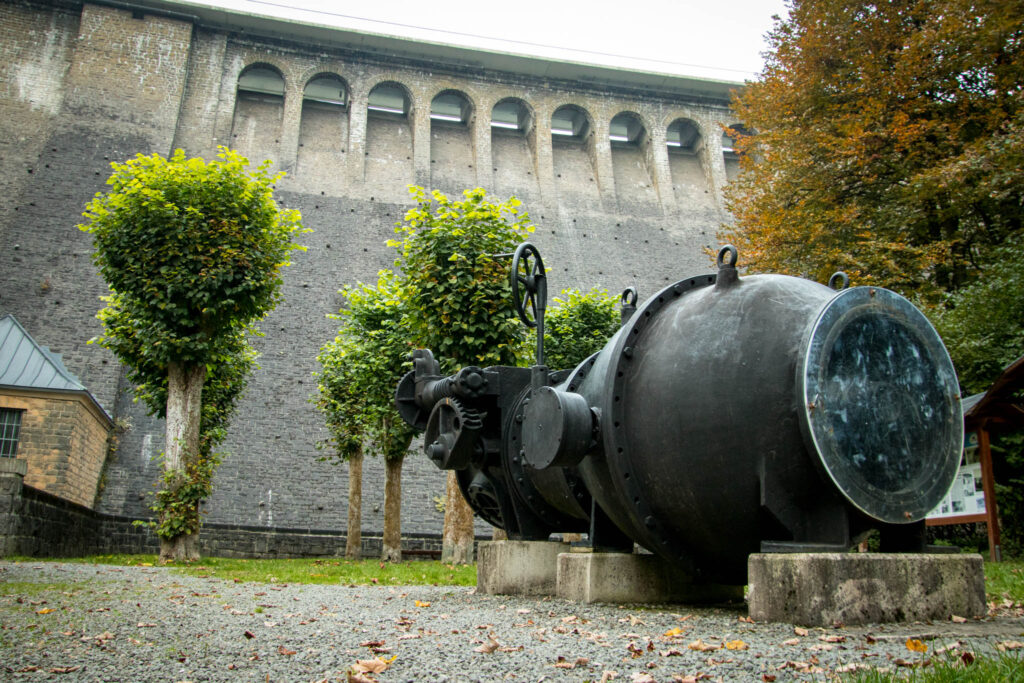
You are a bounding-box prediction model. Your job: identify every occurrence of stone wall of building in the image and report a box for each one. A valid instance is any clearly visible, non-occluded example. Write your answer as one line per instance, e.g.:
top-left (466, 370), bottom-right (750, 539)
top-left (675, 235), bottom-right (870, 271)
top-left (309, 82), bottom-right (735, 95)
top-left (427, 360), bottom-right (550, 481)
top-left (0, 0), bottom-right (741, 549)
top-left (0, 391), bottom-right (110, 508)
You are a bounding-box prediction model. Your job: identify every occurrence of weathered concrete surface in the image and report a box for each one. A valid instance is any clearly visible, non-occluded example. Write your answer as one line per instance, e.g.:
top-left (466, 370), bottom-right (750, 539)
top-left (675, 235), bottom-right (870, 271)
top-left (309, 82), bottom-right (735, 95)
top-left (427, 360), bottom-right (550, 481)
top-left (477, 540), bottom-right (564, 596)
top-left (748, 553), bottom-right (987, 626)
top-left (557, 552), bottom-right (744, 604)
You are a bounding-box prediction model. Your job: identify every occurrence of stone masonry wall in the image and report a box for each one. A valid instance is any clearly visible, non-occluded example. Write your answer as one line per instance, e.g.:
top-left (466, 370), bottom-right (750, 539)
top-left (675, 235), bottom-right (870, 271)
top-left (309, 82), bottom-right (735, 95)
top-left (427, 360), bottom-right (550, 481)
top-left (0, 0), bottom-right (741, 548)
top-left (0, 392), bottom-right (110, 508)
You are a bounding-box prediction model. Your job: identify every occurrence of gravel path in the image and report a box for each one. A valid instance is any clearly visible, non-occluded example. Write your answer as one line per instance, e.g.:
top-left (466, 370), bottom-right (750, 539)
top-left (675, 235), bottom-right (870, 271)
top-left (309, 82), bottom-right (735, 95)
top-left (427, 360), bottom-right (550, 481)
top-left (2, 561), bottom-right (1022, 682)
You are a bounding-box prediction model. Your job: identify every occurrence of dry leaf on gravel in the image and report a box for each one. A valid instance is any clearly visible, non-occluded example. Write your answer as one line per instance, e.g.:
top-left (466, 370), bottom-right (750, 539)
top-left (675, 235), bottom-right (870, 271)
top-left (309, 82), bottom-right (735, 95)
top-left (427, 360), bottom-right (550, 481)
top-left (474, 634), bottom-right (500, 654)
top-left (905, 638), bottom-right (928, 653)
top-left (794, 627), bottom-right (809, 637)
top-left (277, 645), bottom-right (296, 656)
top-left (724, 639), bottom-right (748, 650)
top-left (950, 615), bottom-right (967, 623)
top-left (687, 639), bottom-right (721, 652)
top-left (352, 657), bottom-right (390, 674)
top-left (996, 640), bottom-right (1024, 651)
top-left (553, 656), bottom-right (589, 669)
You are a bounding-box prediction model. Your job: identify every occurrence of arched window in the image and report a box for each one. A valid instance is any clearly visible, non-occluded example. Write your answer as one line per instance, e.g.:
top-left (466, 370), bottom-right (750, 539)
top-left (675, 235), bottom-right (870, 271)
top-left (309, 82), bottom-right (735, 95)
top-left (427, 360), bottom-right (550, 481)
top-left (303, 74), bottom-right (347, 108)
top-left (667, 119), bottom-right (701, 153)
top-left (609, 112), bottom-right (645, 146)
top-left (491, 99), bottom-right (530, 133)
top-left (431, 91), bottom-right (470, 125)
top-left (551, 106), bottom-right (590, 140)
top-left (237, 65), bottom-right (284, 101)
top-left (368, 83), bottom-right (409, 117)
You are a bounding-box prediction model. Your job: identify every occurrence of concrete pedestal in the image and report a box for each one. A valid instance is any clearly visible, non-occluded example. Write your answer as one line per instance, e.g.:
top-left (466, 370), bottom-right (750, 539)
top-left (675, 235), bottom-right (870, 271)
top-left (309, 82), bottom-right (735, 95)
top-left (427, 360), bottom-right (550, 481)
top-left (557, 552), bottom-right (743, 604)
top-left (477, 540), bottom-right (564, 596)
top-left (748, 553), bottom-right (986, 626)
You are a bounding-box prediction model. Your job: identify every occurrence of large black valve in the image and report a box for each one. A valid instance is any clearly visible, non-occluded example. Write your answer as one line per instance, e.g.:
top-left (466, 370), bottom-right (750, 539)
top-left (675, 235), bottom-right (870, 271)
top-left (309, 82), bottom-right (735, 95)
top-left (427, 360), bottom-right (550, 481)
top-left (397, 244), bottom-right (963, 584)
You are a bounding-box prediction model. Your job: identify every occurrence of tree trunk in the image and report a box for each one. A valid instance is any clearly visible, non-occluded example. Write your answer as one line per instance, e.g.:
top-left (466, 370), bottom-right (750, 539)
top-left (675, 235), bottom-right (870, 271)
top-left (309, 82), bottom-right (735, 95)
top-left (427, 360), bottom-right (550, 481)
top-left (441, 470), bottom-right (474, 564)
top-left (160, 362), bottom-right (205, 564)
top-left (346, 448), bottom-right (363, 560)
top-left (382, 456), bottom-right (403, 563)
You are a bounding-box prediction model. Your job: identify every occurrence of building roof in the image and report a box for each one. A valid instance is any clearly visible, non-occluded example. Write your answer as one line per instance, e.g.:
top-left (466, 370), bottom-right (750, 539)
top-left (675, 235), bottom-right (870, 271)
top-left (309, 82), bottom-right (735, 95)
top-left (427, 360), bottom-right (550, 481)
top-left (963, 354), bottom-right (1024, 431)
top-left (120, 0), bottom-right (743, 103)
top-left (0, 314), bottom-right (111, 422)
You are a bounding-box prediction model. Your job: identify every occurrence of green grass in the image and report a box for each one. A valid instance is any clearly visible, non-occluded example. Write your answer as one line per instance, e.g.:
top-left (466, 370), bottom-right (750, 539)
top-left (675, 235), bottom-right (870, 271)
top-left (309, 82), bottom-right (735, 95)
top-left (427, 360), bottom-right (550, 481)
top-left (5, 554), bottom-right (477, 586)
top-left (982, 558), bottom-right (1024, 603)
top-left (841, 650), bottom-right (1024, 682)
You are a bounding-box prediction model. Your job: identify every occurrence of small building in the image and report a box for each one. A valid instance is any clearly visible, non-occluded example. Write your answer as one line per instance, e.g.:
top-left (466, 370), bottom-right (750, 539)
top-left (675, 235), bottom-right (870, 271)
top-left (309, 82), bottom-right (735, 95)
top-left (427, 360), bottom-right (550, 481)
top-left (0, 314), bottom-right (113, 508)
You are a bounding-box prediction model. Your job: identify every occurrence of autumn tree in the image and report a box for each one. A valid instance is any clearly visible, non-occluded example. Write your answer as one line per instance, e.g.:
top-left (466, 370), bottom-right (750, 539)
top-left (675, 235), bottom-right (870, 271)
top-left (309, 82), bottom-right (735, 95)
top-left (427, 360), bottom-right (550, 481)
top-left (722, 0), bottom-right (1024, 303)
top-left (81, 148), bottom-right (305, 562)
top-left (532, 287), bottom-right (622, 370)
top-left (392, 186), bottom-right (533, 564)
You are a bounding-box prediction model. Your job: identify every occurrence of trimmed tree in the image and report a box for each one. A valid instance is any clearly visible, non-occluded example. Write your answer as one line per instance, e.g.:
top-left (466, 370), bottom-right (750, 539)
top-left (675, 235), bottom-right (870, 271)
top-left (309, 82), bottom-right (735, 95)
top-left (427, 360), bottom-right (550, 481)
top-left (315, 272), bottom-right (415, 562)
top-left (314, 333), bottom-right (368, 560)
top-left (391, 186), bottom-right (533, 564)
top-left (81, 147), bottom-right (305, 562)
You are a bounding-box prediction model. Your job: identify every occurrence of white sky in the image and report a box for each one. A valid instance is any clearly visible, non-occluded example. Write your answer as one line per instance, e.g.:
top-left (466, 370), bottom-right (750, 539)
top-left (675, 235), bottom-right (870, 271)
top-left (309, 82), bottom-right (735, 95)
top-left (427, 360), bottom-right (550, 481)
top-left (196, 0), bottom-right (790, 82)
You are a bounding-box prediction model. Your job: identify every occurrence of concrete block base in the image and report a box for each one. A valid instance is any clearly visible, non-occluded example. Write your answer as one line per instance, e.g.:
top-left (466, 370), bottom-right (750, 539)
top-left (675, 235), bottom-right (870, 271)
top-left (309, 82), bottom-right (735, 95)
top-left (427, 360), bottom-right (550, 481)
top-left (477, 540), bottom-right (564, 596)
top-left (748, 553), bottom-right (986, 626)
top-left (557, 552), bottom-right (743, 604)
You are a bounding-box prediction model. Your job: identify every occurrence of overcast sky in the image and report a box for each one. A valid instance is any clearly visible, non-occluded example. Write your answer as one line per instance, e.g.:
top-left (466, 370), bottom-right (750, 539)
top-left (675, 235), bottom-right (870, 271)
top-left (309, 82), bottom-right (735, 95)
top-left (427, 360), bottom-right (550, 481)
top-left (192, 0), bottom-right (791, 82)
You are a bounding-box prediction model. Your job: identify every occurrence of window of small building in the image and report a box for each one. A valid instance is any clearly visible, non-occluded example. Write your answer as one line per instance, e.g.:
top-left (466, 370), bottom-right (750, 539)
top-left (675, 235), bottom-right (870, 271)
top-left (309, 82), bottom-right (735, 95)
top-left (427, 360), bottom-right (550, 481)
top-left (367, 83), bottom-right (409, 117)
top-left (237, 65), bottom-right (285, 103)
top-left (551, 106), bottom-right (589, 140)
top-left (667, 119), bottom-right (700, 153)
top-left (430, 92), bottom-right (469, 124)
top-left (304, 75), bottom-right (347, 108)
top-left (609, 113), bottom-right (644, 146)
top-left (0, 408), bottom-right (23, 457)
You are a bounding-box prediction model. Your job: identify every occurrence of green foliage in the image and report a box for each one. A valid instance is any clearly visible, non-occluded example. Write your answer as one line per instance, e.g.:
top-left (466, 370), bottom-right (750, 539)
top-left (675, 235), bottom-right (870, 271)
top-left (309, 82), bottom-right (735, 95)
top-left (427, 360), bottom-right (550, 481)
top-left (81, 147), bottom-right (306, 544)
top-left (315, 271), bottom-right (414, 463)
top-left (722, 1), bottom-right (1024, 302)
top-left (530, 287), bottom-right (621, 370)
top-left (930, 235), bottom-right (1024, 396)
top-left (81, 147), bottom-right (305, 366)
top-left (391, 186), bottom-right (534, 371)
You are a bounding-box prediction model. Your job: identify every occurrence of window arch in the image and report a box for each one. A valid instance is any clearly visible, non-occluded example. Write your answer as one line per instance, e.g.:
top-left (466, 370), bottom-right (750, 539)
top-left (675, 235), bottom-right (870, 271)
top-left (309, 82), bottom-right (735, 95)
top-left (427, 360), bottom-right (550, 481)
top-left (609, 112), bottom-right (646, 146)
top-left (237, 64), bottom-right (285, 100)
top-left (491, 98), bottom-right (532, 133)
top-left (430, 90), bottom-right (472, 125)
top-left (667, 118), bottom-right (701, 153)
top-left (367, 82), bottom-right (410, 117)
top-left (303, 73), bottom-right (347, 108)
top-left (551, 105), bottom-right (591, 141)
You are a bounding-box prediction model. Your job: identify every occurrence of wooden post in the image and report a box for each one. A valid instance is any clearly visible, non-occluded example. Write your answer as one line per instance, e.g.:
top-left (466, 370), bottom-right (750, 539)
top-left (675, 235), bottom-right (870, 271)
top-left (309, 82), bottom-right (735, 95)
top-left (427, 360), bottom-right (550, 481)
top-left (978, 425), bottom-right (1002, 561)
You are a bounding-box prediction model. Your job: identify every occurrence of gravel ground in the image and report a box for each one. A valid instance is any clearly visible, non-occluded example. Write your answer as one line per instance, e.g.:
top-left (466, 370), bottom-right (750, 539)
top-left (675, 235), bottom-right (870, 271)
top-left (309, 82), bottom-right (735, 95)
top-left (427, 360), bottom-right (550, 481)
top-left (1, 561), bottom-right (1022, 682)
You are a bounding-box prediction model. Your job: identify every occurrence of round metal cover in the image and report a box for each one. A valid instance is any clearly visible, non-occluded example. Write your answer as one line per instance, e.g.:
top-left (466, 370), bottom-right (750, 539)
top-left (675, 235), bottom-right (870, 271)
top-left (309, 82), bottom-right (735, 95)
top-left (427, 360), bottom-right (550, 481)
top-left (798, 287), bottom-right (963, 523)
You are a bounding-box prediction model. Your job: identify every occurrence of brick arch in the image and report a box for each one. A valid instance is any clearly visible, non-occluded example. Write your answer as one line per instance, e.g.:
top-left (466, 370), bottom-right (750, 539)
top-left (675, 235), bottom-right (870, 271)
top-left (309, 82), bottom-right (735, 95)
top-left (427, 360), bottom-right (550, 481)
top-left (365, 78), bottom-right (415, 115)
top-left (430, 87), bottom-right (476, 124)
top-left (235, 61), bottom-right (288, 93)
top-left (551, 103), bottom-right (595, 139)
top-left (491, 96), bottom-right (535, 129)
top-left (301, 70), bottom-right (350, 100)
top-left (666, 116), bottom-right (704, 152)
top-left (609, 110), bottom-right (652, 144)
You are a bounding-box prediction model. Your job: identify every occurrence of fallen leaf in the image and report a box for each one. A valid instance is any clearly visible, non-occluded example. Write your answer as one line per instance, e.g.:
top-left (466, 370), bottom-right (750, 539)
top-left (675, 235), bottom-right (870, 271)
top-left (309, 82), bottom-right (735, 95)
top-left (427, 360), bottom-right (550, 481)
top-left (961, 651), bottom-right (976, 665)
top-left (553, 656), bottom-right (589, 669)
top-left (414, 600), bottom-right (430, 608)
top-left (996, 640), bottom-right (1024, 651)
top-left (630, 673), bottom-right (656, 683)
top-left (48, 667), bottom-right (81, 674)
top-left (243, 630), bottom-right (255, 639)
top-left (738, 616), bottom-right (754, 623)
top-left (347, 673), bottom-right (375, 683)
top-left (36, 608), bottom-right (55, 614)
top-left (724, 639), bottom-right (748, 650)
top-left (794, 627), bottom-right (809, 637)
top-left (820, 634), bottom-right (846, 643)
top-left (782, 638), bottom-right (800, 646)
top-left (359, 640), bottom-right (385, 648)
top-left (599, 672), bottom-right (617, 683)
top-left (663, 627), bottom-right (685, 638)
top-left (950, 615), bottom-right (967, 623)
top-left (661, 648), bottom-right (684, 657)
top-left (352, 657), bottom-right (389, 674)
top-left (137, 622), bottom-right (157, 628)
top-left (278, 645), bottom-right (296, 656)
top-left (905, 638), bottom-right (928, 653)
top-left (687, 639), bottom-right (721, 652)
top-left (761, 675), bottom-right (776, 682)
top-left (474, 634), bottom-right (500, 654)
